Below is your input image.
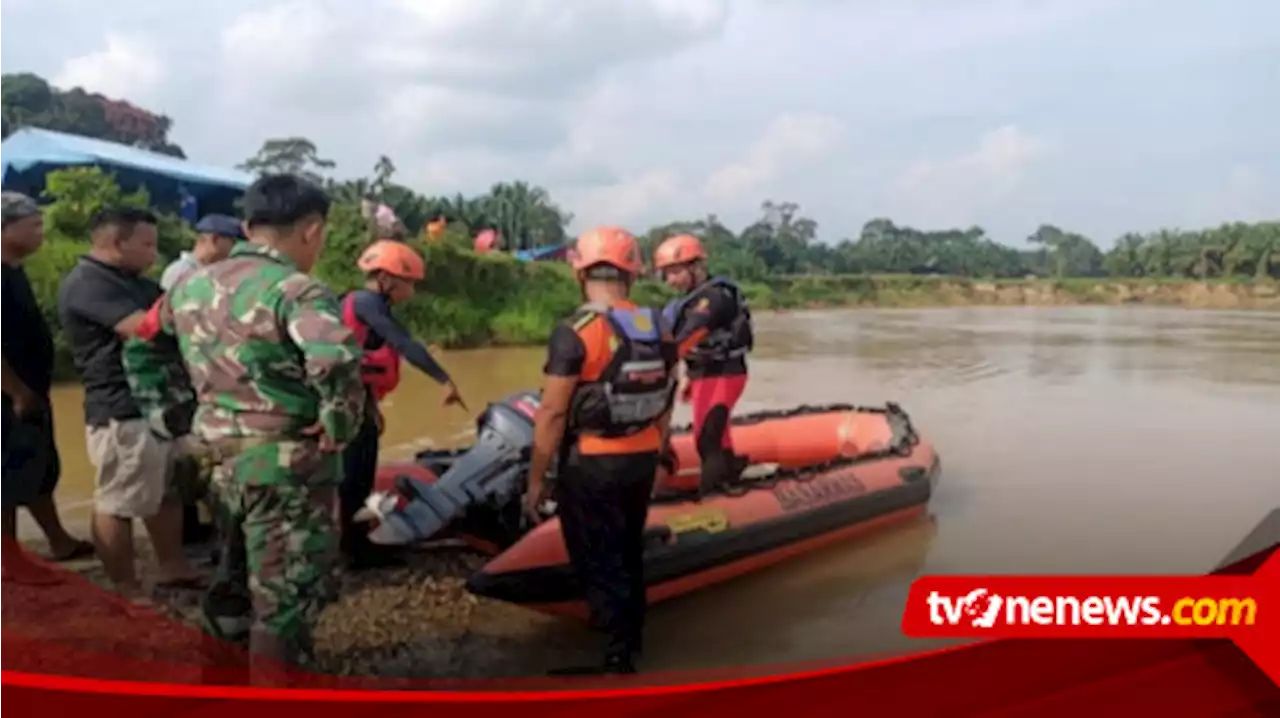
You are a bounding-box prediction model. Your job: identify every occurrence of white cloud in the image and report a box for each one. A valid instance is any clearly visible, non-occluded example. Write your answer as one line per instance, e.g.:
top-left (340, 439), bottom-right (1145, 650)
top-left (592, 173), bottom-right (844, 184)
top-left (1188, 166), bottom-right (1278, 227)
top-left (52, 33), bottom-right (166, 101)
top-left (888, 125), bottom-right (1051, 228)
top-left (703, 114), bottom-right (846, 204)
top-left (380, 0), bottom-right (729, 92)
top-left (569, 169), bottom-right (685, 230)
top-left (2, 0), bottom-right (1277, 242)
top-left (205, 0), bottom-right (730, 181)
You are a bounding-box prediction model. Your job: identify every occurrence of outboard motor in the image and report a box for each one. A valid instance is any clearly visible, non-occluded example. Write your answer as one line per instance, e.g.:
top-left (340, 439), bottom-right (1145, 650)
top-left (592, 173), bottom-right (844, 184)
top-left (361, 390), bottom-right (541, 546)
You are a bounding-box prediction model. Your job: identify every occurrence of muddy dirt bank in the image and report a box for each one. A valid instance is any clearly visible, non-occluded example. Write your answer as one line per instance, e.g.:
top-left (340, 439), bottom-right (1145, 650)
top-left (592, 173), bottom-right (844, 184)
top-left (10, 537), bottom-right (601, 680)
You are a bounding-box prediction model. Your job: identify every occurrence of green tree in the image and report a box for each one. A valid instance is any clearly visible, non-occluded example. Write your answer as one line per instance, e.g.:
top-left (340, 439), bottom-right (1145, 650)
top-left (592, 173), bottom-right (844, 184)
top-left (484, 181), bottom-right (573, 250)
top-left (40, 167), bottom-right (149, 238)
top-left (371, 155), bottom-right (396, 198)
top-left (2, 72), bottom-right (185, 156)
top-left (1027, 225), bottom-right (1105, 278)
top-left (238, 137), bottom-right (336, 183)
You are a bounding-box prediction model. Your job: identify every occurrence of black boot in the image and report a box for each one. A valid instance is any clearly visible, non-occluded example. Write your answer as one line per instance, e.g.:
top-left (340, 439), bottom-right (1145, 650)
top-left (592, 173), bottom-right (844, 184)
top-left (700, 446), bottom-right (751, 497)
top-left (605, 652), bottom-right (638, 674)
top-left (547, 653), bottom-right (637, 676)
top-left (183, 504), bottom-right (215, 545)
top-left (248, 631), bottom-right (302, 687)
top-left (343, 533), bottom-right (406, 571)
top-left (346, 548), bottom-right (407, 571)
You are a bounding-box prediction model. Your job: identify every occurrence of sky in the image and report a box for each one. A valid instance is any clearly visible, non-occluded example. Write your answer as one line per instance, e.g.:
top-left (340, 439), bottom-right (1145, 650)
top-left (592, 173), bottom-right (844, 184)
top-left (2, 0), bottom-right (1277, 247)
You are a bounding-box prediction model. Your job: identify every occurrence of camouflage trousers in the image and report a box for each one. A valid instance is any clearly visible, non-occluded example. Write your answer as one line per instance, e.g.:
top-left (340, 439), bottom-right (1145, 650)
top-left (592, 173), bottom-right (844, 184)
top-left (198, 439), bottom-right (341, 674)
top-left (165, 434), bottom-right (216, 506)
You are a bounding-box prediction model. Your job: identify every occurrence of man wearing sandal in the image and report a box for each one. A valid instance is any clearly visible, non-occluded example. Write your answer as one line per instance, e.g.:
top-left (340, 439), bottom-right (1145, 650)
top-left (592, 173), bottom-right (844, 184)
top-left (2, 191), bottom-right (93, 585)
top-left (57, 206), bottom-right (204, 604)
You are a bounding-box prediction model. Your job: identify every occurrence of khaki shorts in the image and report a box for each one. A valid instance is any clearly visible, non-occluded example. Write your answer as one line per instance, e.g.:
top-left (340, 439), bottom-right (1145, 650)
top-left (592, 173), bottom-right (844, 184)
top-left (86, 418), bottom-right (174, 519)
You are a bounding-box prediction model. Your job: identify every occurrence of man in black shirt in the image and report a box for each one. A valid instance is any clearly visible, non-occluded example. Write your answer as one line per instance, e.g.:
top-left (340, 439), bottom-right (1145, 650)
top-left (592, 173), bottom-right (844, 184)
top-left (2, 192), bottom-right (93, 585)
top-left (57, 207), bottom-right (199, 603)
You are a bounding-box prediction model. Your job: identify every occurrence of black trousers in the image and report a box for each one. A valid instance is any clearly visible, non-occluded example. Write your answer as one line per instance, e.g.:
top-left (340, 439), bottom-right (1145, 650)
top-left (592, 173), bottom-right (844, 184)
top-left (1, 397), bottom-right (60, 509)
top-left (555, 450), bottom-right (659, 661)
top-left (339, 400), bottom-right (382, 557)
top-left (182, 504), bottom-right (206, 543)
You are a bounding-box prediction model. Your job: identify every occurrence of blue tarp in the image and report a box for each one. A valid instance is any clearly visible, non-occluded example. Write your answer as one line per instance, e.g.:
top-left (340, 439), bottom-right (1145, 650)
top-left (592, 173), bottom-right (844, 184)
top-left (513, 243), bottom-right (570, 262)
top-left (1, 127), bottom-right (253, 216)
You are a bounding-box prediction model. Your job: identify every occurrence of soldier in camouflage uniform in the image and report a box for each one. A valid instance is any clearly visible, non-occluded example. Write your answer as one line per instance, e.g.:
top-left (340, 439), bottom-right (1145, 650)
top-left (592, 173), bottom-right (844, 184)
top-left (123, 325), bottom-right (210, 516)
top-left (148, 174), bottom-right (366, 677)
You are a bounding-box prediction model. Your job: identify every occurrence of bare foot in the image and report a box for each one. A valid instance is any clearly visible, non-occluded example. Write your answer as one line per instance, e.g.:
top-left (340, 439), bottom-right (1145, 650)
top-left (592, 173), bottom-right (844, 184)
top-left (155, 562), bottom-right (207, 589)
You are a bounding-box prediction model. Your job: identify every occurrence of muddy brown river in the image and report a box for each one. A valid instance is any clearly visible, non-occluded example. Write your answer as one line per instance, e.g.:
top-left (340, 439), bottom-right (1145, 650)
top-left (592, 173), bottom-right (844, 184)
top-left (20, 306), bottom-right (1280, 674)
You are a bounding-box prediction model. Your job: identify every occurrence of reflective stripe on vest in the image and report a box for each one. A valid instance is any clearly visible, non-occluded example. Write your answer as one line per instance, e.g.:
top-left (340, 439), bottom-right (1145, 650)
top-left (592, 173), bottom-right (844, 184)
top-left (569, 303), bottom-right (674, 437)
top-left (663, 277), bottom-right (752, 364)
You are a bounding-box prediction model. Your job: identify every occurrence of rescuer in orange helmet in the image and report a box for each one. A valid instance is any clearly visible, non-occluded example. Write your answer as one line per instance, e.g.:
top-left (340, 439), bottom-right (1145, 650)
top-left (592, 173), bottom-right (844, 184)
top-left (523, 226), bottom-right (678, 675)
top-left (652, 233), bottom-right (754, 495)
top-left (338, 239), bottom-right (466, 570)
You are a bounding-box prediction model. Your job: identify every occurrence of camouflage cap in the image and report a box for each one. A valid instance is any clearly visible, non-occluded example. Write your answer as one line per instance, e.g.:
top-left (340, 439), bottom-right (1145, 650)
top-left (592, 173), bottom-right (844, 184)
top-left (1, 191), bottom-right (40, 228)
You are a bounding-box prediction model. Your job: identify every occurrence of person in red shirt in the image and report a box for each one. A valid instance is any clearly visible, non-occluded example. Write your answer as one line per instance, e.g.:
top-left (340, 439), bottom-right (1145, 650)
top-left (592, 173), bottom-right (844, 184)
top-left (653, 234), bottom-right (754, 494)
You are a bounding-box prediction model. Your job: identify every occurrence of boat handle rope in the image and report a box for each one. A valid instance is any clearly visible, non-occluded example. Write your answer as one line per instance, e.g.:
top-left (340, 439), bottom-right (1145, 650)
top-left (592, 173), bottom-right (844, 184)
top-left (701, 441), bottom-right (917, 499)
top-left (668, 401), bottom-right (911, 433)
top-left (660, 406), bottom-right (922, 502)
top-left (408, 402), bottom-right (921, 505)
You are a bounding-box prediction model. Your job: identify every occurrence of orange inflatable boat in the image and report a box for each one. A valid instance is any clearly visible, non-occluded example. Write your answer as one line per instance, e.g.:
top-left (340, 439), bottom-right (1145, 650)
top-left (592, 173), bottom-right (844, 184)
top-left (365, 392), bottom-right (940, 620)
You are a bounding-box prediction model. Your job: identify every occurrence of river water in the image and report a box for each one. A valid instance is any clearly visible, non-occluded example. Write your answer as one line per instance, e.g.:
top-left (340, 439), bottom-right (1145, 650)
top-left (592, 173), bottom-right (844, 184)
top-left (25, 306), bottom-right (1280, 672)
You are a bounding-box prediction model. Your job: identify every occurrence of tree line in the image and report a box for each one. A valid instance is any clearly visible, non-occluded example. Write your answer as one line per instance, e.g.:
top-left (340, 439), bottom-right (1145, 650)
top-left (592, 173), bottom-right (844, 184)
top-left (2, 73), bottom-right (185, 157)
top-left (239, 136), bottom-right (1279, 282)
top-left (5, 71), bottom-right (1278, 282)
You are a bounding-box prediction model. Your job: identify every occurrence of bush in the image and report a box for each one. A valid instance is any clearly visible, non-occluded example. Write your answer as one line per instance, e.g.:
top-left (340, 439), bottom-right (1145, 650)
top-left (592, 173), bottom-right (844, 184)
top-left (25, 169), bottom-right (678, 377)
top-left (33, 170), bottom-right (1262, 385)
top-left (27, 168), bottom-right (195, 380)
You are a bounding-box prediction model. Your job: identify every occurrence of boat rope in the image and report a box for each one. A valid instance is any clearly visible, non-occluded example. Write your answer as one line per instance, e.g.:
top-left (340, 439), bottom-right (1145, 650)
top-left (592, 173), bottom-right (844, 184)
top-left (407, 402), bottom-right (922, 506)
top-left (668, 402), bottom-right (905, 433)
top-left (656, 402), bottom-right (921, 502)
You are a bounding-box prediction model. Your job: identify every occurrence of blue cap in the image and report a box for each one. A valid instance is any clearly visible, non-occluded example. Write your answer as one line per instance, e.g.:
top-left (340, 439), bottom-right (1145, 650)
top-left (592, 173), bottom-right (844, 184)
top-left (195, 214), bottom-right (245, 240)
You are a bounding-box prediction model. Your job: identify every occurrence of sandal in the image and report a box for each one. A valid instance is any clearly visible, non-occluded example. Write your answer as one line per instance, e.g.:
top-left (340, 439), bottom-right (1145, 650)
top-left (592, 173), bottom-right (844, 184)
top-left (154, 574), bottom-right (208, 590)
top-left (50, 540), bottom-right (95, 563)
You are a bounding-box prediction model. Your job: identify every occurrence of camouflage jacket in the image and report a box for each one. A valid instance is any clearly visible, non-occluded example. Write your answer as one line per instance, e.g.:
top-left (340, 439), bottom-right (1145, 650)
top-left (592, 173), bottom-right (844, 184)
top-left (122, 327), bottom-right (197, 441)
top-left (154, 243), bottom-right (366, 449)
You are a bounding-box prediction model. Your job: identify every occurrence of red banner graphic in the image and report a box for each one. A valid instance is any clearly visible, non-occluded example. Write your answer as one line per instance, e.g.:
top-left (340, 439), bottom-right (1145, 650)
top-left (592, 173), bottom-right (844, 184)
top-left (3, 535), bottom-right (1278, 715)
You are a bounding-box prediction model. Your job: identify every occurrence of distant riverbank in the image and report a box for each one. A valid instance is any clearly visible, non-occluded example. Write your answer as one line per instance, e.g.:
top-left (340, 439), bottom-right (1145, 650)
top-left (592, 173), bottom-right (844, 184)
top-left (744, 274), bottom-right (1280, 312)
top-left (40, 250), bottom-right (1279, 384)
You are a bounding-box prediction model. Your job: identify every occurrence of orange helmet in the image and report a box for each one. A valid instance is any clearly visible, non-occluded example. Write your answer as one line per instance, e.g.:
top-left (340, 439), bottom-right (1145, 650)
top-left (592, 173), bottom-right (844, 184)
top-left (653, 233), bottom-right (707, 270)
top-left (357, 240), bottom-right (426, 281)
top-left (570, 226), bottom-right (644, 276)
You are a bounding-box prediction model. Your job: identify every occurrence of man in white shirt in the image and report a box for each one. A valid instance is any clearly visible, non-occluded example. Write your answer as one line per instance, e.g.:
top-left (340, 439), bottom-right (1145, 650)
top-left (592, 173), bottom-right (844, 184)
top-left (156, 213), bottom-right (243, 546)
top-left (159, 214), bottom-right (243, 290)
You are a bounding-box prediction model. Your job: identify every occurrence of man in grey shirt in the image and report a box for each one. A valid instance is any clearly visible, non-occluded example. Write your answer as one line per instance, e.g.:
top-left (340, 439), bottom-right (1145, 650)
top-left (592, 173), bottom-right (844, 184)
top-left (159, 214), bottom-right (243, 290)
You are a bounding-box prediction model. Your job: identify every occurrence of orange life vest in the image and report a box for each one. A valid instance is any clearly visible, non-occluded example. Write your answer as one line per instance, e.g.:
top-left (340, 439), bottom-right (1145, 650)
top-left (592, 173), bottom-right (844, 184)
top-left (341, 291), bottom-right (402, 401)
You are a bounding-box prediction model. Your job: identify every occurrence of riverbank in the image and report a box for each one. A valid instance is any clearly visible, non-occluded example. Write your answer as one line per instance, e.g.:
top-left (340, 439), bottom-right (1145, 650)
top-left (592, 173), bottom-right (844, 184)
top-left (377, 247), bottom-right (1280, 354)
top-left (740, 274), bottom-right (1280, 312)
top-left (10, 513), bottom-right (948, 681)
top-left (32, 231), bottom-right (1280, 382)
top-left (12, 305), bottom-right (1279, 681)
top-left (10, 534), bottom-right (601, 679)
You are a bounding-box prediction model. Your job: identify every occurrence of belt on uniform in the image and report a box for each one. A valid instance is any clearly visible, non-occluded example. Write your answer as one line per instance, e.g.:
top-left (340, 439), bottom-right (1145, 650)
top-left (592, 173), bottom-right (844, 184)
top-left (200, 435), bottom-right (311, 463)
